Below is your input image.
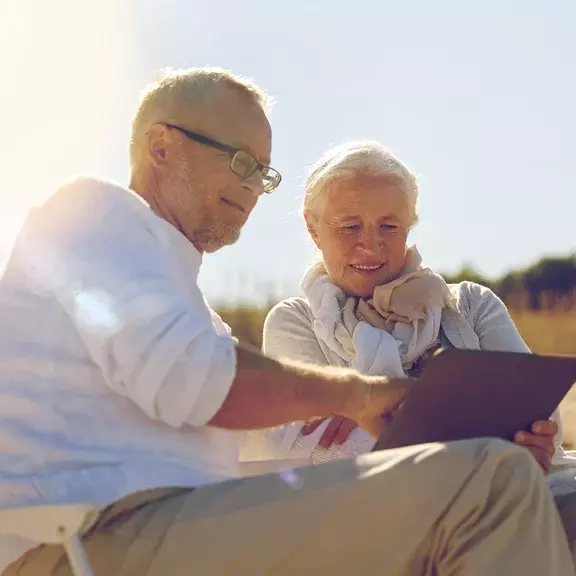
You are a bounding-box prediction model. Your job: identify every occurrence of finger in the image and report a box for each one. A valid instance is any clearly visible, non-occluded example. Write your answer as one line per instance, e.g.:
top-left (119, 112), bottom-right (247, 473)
top-left (334, 418), bottom-right (357, 445)
top-left (518, 429), bottom-right (556, 455)
top-left (301, 418), bottom-right (325, 435)
top-left (365, 414), bottom-right (388, 439)
top-left (531, 420), bottom-right (558, 436)
top-left (530, 446), bottom-right (552, 472)
top-left (515, 431), bottom-right (551, 449)
top-left (515, 432), bottom-right (555, 457)
top-left (527, 430), bottom-right (557, 457)
top-left (319, 416), bottom-right (346, 449)
top-left (378, 378), bottom-right (416, 415)
top-left (515, 439), bottom-right (551, 472)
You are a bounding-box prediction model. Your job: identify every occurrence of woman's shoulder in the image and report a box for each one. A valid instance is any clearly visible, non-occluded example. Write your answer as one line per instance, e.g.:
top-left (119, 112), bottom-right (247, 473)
top-left (446, 280), bottom-right (504, 318)
top-left (264, 297), bottom-right (314, 331)
top-left (448, 280), bottom-right (499, 299)
top-left (262, 297), bottom-right (326, 360)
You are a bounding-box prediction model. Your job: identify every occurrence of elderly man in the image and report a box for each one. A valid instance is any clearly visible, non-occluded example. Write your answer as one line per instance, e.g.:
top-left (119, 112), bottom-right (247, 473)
top-left (0, 68), bottom-right (573, 575)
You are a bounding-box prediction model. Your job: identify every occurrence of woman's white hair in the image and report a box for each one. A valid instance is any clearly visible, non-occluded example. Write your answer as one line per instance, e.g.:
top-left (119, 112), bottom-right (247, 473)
top-left (129, 67), bottom-right (271, 169)
top-left (303, 141), bottom-right (419, 227)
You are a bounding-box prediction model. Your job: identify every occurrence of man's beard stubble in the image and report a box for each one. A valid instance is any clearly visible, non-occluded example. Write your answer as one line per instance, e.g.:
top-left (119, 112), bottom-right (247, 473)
top-left (168, 165), bottom-right (242, 253)
top-left (194, 219), bottom-right (241, 253)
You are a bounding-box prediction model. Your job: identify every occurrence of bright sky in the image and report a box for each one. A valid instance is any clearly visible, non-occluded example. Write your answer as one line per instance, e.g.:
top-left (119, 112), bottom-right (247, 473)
top-left (1, 0), bottom-right (575, 304)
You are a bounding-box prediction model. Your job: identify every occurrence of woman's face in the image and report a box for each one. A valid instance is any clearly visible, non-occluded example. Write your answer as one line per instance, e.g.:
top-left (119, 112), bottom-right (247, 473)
top-left (307, 174), bottom-right (412, 298)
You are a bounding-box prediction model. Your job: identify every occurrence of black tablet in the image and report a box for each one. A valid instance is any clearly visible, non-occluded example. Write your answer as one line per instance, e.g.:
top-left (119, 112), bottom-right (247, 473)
top-left (374, 348), bottom-right (576, 451)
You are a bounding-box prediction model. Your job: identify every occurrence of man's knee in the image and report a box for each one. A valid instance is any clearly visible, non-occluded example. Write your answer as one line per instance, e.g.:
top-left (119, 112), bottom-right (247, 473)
top-left (445, 437), bottom-right (541, 487)
top-left (353, 438), bottom-right (541, 513)
top-left (411, 437), bottom-right (539, 490)
top-left (357, 437), bottom-right (533, 487)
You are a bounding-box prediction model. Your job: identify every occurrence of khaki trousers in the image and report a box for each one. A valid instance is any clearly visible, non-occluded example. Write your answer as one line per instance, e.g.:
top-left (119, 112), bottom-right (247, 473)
top-left (557, 492), bottom-right (576, 568)
top-left (5, 438), bottom-right (575, 576)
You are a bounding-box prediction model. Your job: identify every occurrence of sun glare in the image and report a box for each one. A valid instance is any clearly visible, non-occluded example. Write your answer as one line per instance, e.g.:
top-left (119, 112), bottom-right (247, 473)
top-left (0, 0), bottom-right (134, 257)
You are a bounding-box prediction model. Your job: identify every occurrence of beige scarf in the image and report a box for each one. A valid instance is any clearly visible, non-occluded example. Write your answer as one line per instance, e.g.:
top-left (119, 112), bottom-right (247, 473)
top-left (302, 246), bottom-right (456, 372)
top-left (356, 246), bottom-right (455, 331)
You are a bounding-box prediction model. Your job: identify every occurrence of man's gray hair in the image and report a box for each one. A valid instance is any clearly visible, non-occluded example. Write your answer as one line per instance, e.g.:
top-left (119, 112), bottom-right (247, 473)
top-left (303, 141), bottom-right (419, 227)
top-left (129, 67), bottom-right (271, 168)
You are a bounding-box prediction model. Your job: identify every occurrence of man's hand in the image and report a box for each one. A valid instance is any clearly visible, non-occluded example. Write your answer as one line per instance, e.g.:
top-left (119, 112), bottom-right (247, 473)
top-left (301, 376), bottom-right (413, 448)
top-left (514, 420), bottom-right (558, 473)
top-left (342, 375), bottom-right (413, 438)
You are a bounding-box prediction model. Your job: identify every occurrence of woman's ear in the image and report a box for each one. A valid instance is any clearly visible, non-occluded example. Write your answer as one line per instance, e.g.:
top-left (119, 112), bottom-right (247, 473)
top-left (304, 211), bottom-right (321, 249)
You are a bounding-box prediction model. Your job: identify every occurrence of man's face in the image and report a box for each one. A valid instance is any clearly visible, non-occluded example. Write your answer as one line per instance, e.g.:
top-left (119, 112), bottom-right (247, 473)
top-left (156, 89), bottom-right (273, 253)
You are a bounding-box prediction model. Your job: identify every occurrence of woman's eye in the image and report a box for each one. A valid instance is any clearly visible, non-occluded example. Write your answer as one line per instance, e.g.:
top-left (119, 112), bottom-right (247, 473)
top-left (343, 224), bottom-right (360, 232)
top-left (382, 224), bottom-right (398, 231)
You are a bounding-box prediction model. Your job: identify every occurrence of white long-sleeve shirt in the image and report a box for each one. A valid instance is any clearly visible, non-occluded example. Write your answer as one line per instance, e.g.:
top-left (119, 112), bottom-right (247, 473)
top-left (0, 178), bottom-right (239, 568)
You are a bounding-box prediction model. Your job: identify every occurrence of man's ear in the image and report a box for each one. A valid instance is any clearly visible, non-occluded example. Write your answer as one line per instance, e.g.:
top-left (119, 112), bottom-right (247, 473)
top-left (304, 211), bottom-right (321, 249)
top-left (146, 124), bottom-right (171, 167)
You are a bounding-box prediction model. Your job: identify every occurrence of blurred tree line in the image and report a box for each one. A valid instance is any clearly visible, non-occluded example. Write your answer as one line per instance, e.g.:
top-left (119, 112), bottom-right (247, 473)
top-left (444, 254), bottom-right (576, 312)
top-left (217, 254), bottom-right (576, 348)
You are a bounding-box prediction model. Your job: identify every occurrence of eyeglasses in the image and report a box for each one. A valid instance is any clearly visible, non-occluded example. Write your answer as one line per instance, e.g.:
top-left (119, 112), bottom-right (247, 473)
top-left (164, 123), bottom-right (282, 193)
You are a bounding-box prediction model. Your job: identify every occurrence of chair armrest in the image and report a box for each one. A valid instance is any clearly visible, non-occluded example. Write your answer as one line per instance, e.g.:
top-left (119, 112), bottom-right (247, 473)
top-left (0, 504), bottom-right (97, 544)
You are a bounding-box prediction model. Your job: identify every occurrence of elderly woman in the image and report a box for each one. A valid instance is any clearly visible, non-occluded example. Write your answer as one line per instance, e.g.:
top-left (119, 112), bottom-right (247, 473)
top-left (237, 142), bottom-right (576, 556)
top-left (253, 140), bottom-right (564, 469)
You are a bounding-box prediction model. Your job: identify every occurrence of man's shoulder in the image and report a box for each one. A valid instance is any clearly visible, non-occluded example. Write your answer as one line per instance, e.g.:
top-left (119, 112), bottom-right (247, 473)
top-left (44, 177), bottom-right (152, 221)
top-left (22, 177), bottom-right (162, 246)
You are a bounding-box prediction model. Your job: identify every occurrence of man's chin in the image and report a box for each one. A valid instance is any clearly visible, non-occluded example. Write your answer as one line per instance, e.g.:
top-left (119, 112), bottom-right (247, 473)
top-left (202, 227), bottom-right (241, 253)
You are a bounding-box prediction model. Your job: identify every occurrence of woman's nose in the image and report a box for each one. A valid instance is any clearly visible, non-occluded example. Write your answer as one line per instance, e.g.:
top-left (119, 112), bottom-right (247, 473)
top-left (357, 231), bottom-right (382, 253)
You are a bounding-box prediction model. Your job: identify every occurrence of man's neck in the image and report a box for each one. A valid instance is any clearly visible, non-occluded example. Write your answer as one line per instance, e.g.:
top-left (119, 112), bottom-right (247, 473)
top-left (129, 173), bottom-right (203, 252)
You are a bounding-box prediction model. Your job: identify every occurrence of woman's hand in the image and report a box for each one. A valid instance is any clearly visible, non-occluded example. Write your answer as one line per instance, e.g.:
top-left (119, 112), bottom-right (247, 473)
top-left (514, 419), bottom-right (558, 473)
top-left (301, 415), bottom-right (358, 449)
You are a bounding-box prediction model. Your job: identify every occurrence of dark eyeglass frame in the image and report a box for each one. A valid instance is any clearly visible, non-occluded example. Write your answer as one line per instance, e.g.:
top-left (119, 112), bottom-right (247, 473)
top-left (164, 123), bottom-right (281, 193)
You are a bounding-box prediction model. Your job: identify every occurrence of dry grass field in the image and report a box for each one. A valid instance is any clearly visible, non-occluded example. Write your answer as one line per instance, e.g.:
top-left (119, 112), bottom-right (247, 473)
top-left (218, 304), bottom-right (576, 447)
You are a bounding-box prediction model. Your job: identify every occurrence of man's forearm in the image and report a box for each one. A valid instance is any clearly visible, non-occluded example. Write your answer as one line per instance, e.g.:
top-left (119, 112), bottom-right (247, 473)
top-left (208, 344), bottom-right (363, 430)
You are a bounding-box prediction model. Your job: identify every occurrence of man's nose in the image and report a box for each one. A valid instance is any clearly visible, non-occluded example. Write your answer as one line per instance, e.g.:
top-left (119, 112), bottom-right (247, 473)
top-left (243, 171), bottom-right (265, 197)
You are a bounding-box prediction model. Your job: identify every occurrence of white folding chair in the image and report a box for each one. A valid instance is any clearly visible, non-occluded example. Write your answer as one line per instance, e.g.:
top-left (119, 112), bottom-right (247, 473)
top-left (0, 460), bottom-right (308, 575)
top-left (0, 504), bottom-right (97, 576)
